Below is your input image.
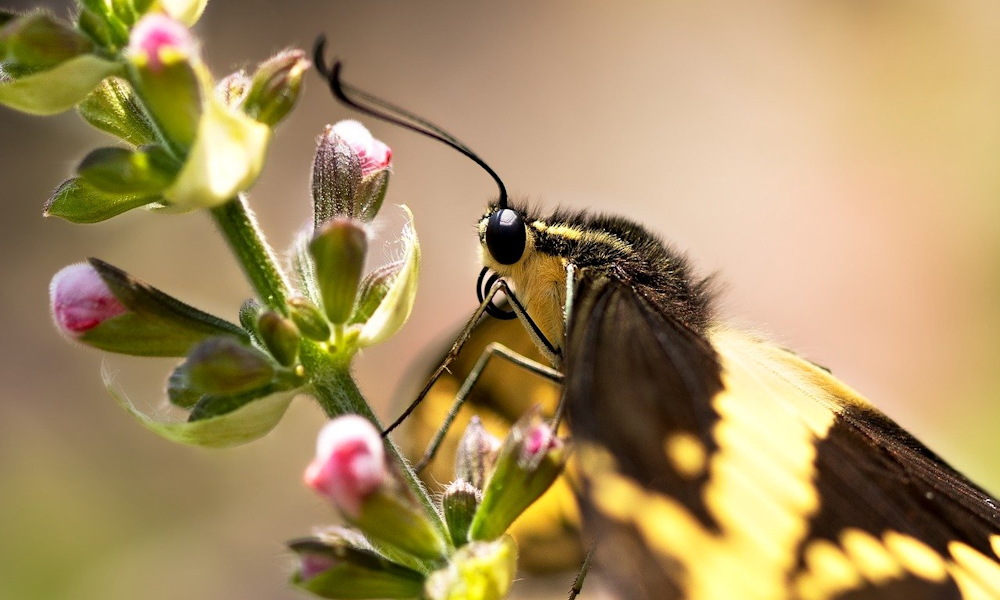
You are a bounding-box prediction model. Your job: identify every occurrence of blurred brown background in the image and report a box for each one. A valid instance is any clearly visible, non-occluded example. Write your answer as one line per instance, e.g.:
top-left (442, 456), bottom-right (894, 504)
top-left (2, 1), bottom-right (1000, 599)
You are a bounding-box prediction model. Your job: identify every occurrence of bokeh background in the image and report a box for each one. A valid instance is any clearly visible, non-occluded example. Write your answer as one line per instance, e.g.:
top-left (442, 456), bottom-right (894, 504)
top-left (3, 1), bottom-right (1000, 599)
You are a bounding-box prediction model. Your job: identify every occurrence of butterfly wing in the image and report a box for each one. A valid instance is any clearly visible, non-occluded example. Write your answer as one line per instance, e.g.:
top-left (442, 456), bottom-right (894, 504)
top-left (564, 273), bottom-right (1000, 600)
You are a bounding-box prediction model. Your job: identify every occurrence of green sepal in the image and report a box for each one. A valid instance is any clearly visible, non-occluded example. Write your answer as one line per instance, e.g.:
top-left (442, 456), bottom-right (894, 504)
top-left (288, 296), bottom-right (331, 341)
top-left (291, 233), bottom-right (320, 305)
top-left (352, 485), bottom-right (449, 564)
top-left (356, 170), bottom-right (389, 222)
top-left (257, 310), bottom-right (301, 367)
top-left (357, 207), bottom-right (420, 347)
top-left (77, 258), bottom-right (249, 356)
top-left (188, 384), bottom-right (276, 421)
top-left (0, 53), bottom-right (122, 115)
top-left (131, 0), bottom-right (157, 19)
top-left (76, 145), bottom-right (178, 195)
top-left (77, 0), bottom-right (129, 48)
top-left (183, 336), bottom-right (275, 396)
top-left (44, 177), bottom-right (160, 223)
top-left (238, 297), bottom-right (264, 343)
top-left (311, 125), bottom-right (362, 228)
top-left (288, 536), bottom-right (426, 600)
top-left (424, 537), bottom-right (517, 600)
top-left (77, 77), bottom-right (158, 146)
top-left (309, 218), bottom-right (368, 325)
top-left (109, 0), bottom-right (138, 27)
top-left (76, 8), bottom-right (118, 50)
top-left (167, 363), bottom-right (200, 409)
top-left (0, 11), bottom-right (94, 74)
top-left (442, 480), bottom-right (480, 547)
top-left (241, 49), bottom-right (307, 127)
top-left (128, 50), bottom-right (200, 151)
top-left (108, 373), bottom-right (296, 447)
top-left (468, 409), bottom-right (568, 542)
top-left (349, 261), bottom-right (399, 326)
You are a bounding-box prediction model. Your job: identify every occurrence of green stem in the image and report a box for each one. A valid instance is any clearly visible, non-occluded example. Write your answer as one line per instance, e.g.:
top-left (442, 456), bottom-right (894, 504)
top-left (303, 343), bottom-right (449, 542)
top-left (211, 195), bottom-right (291, 313)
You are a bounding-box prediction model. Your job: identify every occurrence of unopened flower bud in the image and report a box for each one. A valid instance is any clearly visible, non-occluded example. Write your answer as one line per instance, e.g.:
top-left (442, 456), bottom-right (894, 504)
top-left (468, 408), bottom-right (568, 542)
top-left (238, 298), bottom-right (263, 339)
top-left (349, 261), bottom-right (400, 326)
top-left (185, 337), bottom-right (275, 396)
top-left (305, 415), bottom-right (387, 519)
top-left (50, 262), bottom-right (127, 336)
top-left (455, 417), bottom-right (501, 491)
top-left (288, 533), bottom-right (425, 599)
top-left (49, 259), bottom-right (248, 356)
top-left (442, 479), bottom-right (481, 547)
top-left (311, 120), bottom-right (391, 226)
top-left (0, 11), bottom-right (93, 74)
top-left (424, 537), bottom-right (517, 600)
top-left (287, 296), bottom-right (331, 341)
top-left (241, 49), bottom-right (308, 127)
top-left (0, 13), bottom-right (121, 115)
top-left (304, 415), bottom-right (448, 561)
top-left (308, 218), bottom-right (368, 325)
top-left (216, 70), bottom-right (250, 107)
top-left (77, 77), bottom-right (158, 147)
top-left (126, 13), bottom-right (201, 149)
top-left (257, 310), bottom-right (300, 367)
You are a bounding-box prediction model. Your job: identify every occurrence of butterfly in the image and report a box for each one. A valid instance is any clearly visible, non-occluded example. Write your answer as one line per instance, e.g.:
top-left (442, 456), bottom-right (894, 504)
top-left (314, 41), bottom-right (1000, 599)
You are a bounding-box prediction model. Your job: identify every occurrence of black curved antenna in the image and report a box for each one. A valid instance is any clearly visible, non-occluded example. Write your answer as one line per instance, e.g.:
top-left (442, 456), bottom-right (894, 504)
top-left (313, 36), bottom-right (508, 209)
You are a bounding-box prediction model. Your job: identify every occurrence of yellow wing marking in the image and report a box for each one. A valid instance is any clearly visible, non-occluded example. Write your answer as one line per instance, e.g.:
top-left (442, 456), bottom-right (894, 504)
top-left (582, 328), bottom-right (837, 600)
top-left (664, 432), bottom-right (707, 479)
top-left (582, 328), bottom-right (1000, 600)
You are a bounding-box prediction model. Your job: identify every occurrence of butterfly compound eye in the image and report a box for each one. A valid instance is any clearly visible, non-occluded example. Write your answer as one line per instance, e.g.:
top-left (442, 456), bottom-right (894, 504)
top-left (485, 208), bottom-right (526, 265)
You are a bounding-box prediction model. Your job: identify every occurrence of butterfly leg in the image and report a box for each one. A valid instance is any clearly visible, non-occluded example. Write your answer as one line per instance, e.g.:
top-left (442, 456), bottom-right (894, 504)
top-left (567, 545), bottom-right (593, 600)
top-left (383, 275), bottom-right (560, 437)
top-left (413, 342), bottom-right (562, 472)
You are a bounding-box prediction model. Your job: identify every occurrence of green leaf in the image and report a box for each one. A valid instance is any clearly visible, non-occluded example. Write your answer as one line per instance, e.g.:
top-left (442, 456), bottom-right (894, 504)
top-left (44, 177), bottom-right (160, 223)
top-left (0, 53), bottom-right (122, 115)
top-left (76, 145), bottom-right (178, 195)
top-left (77, 77), bottom-right (158, 146)
top-left (107, 369), bottom-right (297, 448)
top-left (358, 206), bottom-right (420, 347)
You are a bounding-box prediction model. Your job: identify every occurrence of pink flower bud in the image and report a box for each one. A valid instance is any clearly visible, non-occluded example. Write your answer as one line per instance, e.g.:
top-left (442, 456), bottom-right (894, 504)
top-left (523, 423), bottom-right (556, 462)
top-left (127, 13), bottom-right (196, 73)
top-left (330, 120), bottom-right (392, 177)
top-left (304, 415), bottom-right (386, 518)
top-left (49, 263), bottom-right (127, 336)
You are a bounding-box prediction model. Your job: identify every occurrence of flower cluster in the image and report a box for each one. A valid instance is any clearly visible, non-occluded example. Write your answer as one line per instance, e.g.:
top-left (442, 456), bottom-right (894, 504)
top-left (294, 411), bottom-right (569, 600)
top-left (5, 2), bottom-right (568, 598)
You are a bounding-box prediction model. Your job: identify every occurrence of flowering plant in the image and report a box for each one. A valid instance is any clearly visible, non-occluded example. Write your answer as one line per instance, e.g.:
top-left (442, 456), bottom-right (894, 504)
top-left (3, 1), bottom-right (567, 598)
